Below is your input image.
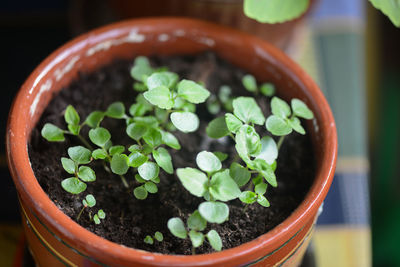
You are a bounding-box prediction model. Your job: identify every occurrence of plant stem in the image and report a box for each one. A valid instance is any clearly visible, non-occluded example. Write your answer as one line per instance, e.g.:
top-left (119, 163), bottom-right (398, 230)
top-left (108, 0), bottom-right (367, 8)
top-left (243, 204), bottom-right (249, 213)
top-left (78, 134), bottom-right (93, 150)
top-left (277, 136), bottom-right (285, 150)
top-left (77, 206), bottom-right (86, 221)
top-left (192, 247), bottom-right (196, 255)
top-left (120, 175), bottom-right (129, 188)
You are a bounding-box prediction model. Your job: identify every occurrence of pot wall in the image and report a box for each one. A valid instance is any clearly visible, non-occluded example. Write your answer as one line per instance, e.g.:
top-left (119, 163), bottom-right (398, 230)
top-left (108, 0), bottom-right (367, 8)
top-left (7, 18), bottom-right (337, 266)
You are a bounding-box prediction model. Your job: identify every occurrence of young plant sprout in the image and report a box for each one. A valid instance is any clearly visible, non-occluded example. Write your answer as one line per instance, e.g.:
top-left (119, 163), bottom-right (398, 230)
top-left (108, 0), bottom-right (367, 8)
top-left (41, 56), bottom-right (314, 253)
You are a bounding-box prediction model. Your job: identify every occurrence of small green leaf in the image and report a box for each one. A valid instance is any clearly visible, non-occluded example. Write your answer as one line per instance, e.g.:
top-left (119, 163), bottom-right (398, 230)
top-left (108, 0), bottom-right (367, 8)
top-left (271, 97), bottom-right (291, 118)
top-left (143, 128), bottom-right (162, 148)
top-left (242, 74), bottom-right (257, 92)
top-left (218, 85), bottom-right (231, 103)
top-left (133, 116), bottom-right (159, 128)
top-left (213, 152), bottom-right (228, 162)
top-left (256, 136), bottom-right (278, 164)
top-left (291, 99), bottom-right (314, 119)
top-left (260, 83), bottom-right (275, 97)
top-left (85, 194), bottom-right (96, 207)
top-left (93, 214), bottom-right (100, 224)
top-left (128, 151), bottom-right (148, 167)
top-left (61, 157), bottom-right (75, 174)
top-left (128, 145), bottom-right (140, 152)
top-left (265, 115), bottom-right (292, 136)
top-left (206, 230), bottom-right (222, 251)
top-left (229, 162), bottom-right (251, 187)
top-left (198, 201), bottom-right (229, 224)
top-left (255, 183), bottom-right (267, 195)
top-left (257, 195), bottom-right (270, 207)
top-left (235, 125), bottom-right (262, 158)
top-left (143, 86), bottom-right (174, 109)
top-left (161, 131), bottom-right (181, 150)
top-left (41, 123), bottom-right (65, 142)
top-left (233, 97), bottom-right (265, 125)
top-left (176, 168), bottom-right (208, 197)
top-left (239, 191), bottom-right (257, 204)
top-left (369, 0), bottom-right (400, 27)
top-left (106, 102), bottom-right (125, 119)
top-left (129, 103), bottom-right (152, 117)
top-left (177, 79), bottom-right (210, 104)
top-left (152, 147), bottom-right (173, 174)
top-left (61, 177), bottom-right (87, 194)
top-left (206, 95), bottom-right (221, 115)
top-left (144, 181), bottom-right (158, 193)
top-left (252, 174), bottom-right (263, 185)
top-left (64, 105), bottom-right (80, 125)
top-left (89, 127), bottom-right (111, 147)
top-left (144, 235), bottom-right (154, 245)
top-left (98, 209), bottom-right (106, 219)
top-left (151, 176), bottom-right (160, 184)
top-left (68, 146), bottom-right (91, 164)
top-left (206, 116), bottom-right (230, 139)
top-left (167, 218), bottom-right (187, 239)
top-left (134, 186), bottom-right (148, 200)
top-left (109, 145), bottom-right (125, 156)
top-left (187, 210), bottom-right (207, 231)
top-left (225, 113), bottom-right (243, 134)
top-left (155, 107), bottom-right (168, 122)
top-left (209, 170), bottom-right (241, 201)
top-left (146, 72), bottom-right (171, 90)
top-left (133, 82), bottom-right (147, 92)
top-left (154, 231), bottom-right (163, 242)
top-left (67, 124), bottom-right (80, 135)
top-left (85, 111), bottom-right (104, 128)
top-left (189, 230), bottom-right (204, 248)
top-left (253, 159), bottom-right (277, 187)
top-left (126, 122), bottom-right (148, 141)
top-left (135, 174), bottom-right (146, 183)
top-left (138, 162), bottom-right (159, 180)
top-left (92, 149), bottom-right (107, 159)
top-left (196, 151), bottom-right (222, 173)
top-left (110, 154), bottom-right (129, 175)
top-left (77, 166), bottom-right (96, 182)
top-left (130, 56), bottom-right (153, 82)
top-left (288, 117), bottom-right (305, 134)
top-left (170, 112), bottom-right (199, 133)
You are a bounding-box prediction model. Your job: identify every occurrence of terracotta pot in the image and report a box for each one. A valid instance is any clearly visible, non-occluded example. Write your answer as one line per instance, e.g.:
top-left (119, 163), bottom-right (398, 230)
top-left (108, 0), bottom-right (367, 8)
top-left (7, 18), bottom-right (337, 266)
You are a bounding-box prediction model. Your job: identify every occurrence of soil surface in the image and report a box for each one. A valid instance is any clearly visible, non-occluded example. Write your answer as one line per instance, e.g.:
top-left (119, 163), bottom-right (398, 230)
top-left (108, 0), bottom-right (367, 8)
top-left (29, 52), bottom-right (315, 255)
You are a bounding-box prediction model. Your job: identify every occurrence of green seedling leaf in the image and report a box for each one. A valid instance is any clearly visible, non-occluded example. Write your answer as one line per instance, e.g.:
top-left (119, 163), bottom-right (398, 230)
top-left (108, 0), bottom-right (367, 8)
top-left (252, 174), bottom-right (263, 185)
top-left (244, 0), bottom-right (309, 23)
top-left (196, 151), bottom-right (222, 173)
top-left (189, 230), bottom-right (204, 248)
top-left (89, 127), bottom-right (111, 147)
top-left (152, 147), bottom-right (173, 174)
top-left (255, 183), bottom-right (267, 195)
top-left (146, 72), bottom-right (171, 90)
top-left (154, 231), bottom-right (164, 242)
top-left (206, 116), bottom-right (230, 139)
top-left (144, 181), bottom-right (158, 193)
top-left (239, 191), bottom-right (257, 204)
top-left (242, 74), bottom-right (257, 92)
top-left (144, 235), bottom-right (154, 245)
top-left (110, 154), bottom-right (129, 175)
top-left (177, 79), bottom-right (210, 104)
top-left (369, 0), bottom-right (400, 27)
top-left (143, 86), bottom-right (174, 109)
top-left (187, 210), bottom-right (207, 231)
top-left (106, 102), bottom-right (125, 119)
top-left (235, 125), bottom-right (262, 158)
top-left (271, 97), bottom-right (291, 118)
top-left (98, 209), bottom-right (106, 219)
top-left (61, 157), bottom-right (75, 174)
top-left (67, 124), bottom-right (80, 135)
top-left (41, 123), bottom-right (65, 142)
top-left (198, 201), bottom-right (229, 224)
top-left (93, 214), bottom-right (100, 224)
top-left (265, 115), bottom-right (292, 136)
top-left (129, 103), bottom-right (152, 117)
top-left (128, 145), bottom-right (140, 152)
top-left (126, 122), bottom-right (148, 141)
top-left (206, 95), bottom-right (221, 115)
top-left (135, 174), bottom-right (146, 183)
top-left (128, 151), bottom-right (148, 168)
top-left (133, 82), bottom-right (147, 92)
top-left (253, 159), bottom-right (277, 187)
top-left (138, 162), bottom-right (159, 181)
top-left (64, 105), bottom-right (80, 126)
top-left (257, 195), bottom-right (270, 207)
top-left (291, 99), bottom-right (314, 119)
top-left (288, 117), bottom-right (305, 135)
top-left (61, 177), bottom-right (87, 194)
top-left (92, 149), bottom-right (107, 160)
top-left (141, 144), bottom-right (153, 155)
top-left (225, 113), bottom-right (243, 134)
top-left (161, 131), bottom-right (181, 150)
top-left (260, 83), bottom-right (275, 97)
top-left (155, 107), bottom-right (168, 122)
top-left (168, 218), bottom-right (187, 239)
top-left (151, 176), bottom-right (160, 184)
top-left (256, 136), bottom-right (278, 164)
top-left (85, 194), bottom-right (96, 207)
top-left (130, 56), bottom-right (153, 82)
top-left (109, 145), bottom-right (125, 156)
top-left (78, 166), bottom-right (96, 182)
top-left (209, 170), bottom-right (241, 201)
top-left (170, 112), bottom-right (199, 133)
top-left (213, 152), bottom-right (228, 162)
top-left (218, 85), bottom-right (231, 104)
top-left (68, 146), bottom-right (91, 164)
top-left (85, 111), bottom-right (104, 128)
top-left (206, 230), bottom-right (222, 251)
top-left (233, 97), bottom-right (265, 125)
top-left (133, 116), bottom-right (159, 128)
top-left (134, 186), bottom-right (148, 200)
top-left (229, 162), bottom-right (251, 187)
top-left (143, 128), bottom-right (162, 148)
top-left (176, 168), bottom-right (208, 197)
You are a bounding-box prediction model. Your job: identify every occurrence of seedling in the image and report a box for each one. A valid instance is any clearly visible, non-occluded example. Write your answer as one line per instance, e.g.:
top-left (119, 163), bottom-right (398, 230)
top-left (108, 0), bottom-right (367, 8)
top-left (144, 231), bottom-right (164, 245)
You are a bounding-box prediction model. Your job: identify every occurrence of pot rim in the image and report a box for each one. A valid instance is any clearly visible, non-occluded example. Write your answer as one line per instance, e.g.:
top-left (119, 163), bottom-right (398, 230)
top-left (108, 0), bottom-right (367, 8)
top-left (6, 17), bottom-right (337, 266)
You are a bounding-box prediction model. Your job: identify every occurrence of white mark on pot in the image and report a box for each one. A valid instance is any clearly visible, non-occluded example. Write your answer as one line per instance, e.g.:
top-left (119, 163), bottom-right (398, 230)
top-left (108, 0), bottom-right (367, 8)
top-left (255, 45), bottom-right (279, 67)
top-left (142, 255), bottom-right (155, 260)
top-left (30, 79), bottom-right (52, 116)
top-left (158, 33), bottom-right (169, 42)
top-left (86, 29), bottom-right (145, 56)
top-left (174, 29), bottom-right (185, 37)
top-left (54, 55), bottom-right (80, 81)
top-left (313, 118), bottom-right (319, 133)
top-left (197, 37), bottom-right (215, 47)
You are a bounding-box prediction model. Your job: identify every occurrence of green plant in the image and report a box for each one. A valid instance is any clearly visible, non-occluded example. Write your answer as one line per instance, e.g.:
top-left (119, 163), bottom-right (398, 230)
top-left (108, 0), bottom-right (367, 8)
top-left (144, 231), bottom-right (164, 245)
top-left (76, 194), bottom-right (106, 225)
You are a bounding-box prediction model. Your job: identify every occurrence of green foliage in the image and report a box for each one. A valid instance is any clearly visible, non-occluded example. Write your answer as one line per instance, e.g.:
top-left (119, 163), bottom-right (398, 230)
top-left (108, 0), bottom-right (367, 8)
top-left (232, 97), bottom-right (265, 125)
top-left (134, 185), bottom-right (148, 200)
top-left (242, 74), bottom-right (257, 92)
top-left (176, 168), bottom-right (208, 197)
top-left (256, 136), bottom-right (278, 164)
top-left (209, 170), bottom-right (241, 201)
top-left (68, 146), bottom-right (92, 164)
top-left (206, 116), bottom-right (230, 139)
top-left (143, 86), bottom-right (174, 109)
top-left (206, 230), bottom-right (222, 251)
top-left (144, 235), bottom-right (154, 245)
top-left (138, 162), bottom-right (159, 181)
top-left (130, 56), bottom-right (154, 82)
top-left (152, 147), bottom-right (173, 174)
top-left (369, 0), bottom-right (400, 27)
top-left (229, 162), bottom-right (251, 187)
top-left (196, 151), bottom-right (222, 173)
top-left (213, 152), bottom-right (228, 162)
top-left (198, 201), bottom-right (229, 224)
top-left (168, 218), bottom-right (187, 239)
top-left (89, 127), bottom-right (111, 147)
top-left (61, 157), bottom-right (75, 174)
top-left (106, 102), bottom-right (125, 119)
top-left (77, 166), bottom-right (96, 182)
top-left (291, 99), bottom-right (314, 119)
top-left (61, 177), bottom-right (87, 194)
top-left (85, 111), bottom-right (104, 128)
top-left (260, 83), bottom-right (275, 97)
top-left (177, 80), bottom-right (210, 104)
top-left (41, 123), bottom-right (65, 142)
top-left (111, 154), bottom-right (129, 175)
top-left (170, 112), bottom-right (200, 133)
top-left (83, 194), bottom-right (96, 207)
top-left (154, 231), bottom-right (164, 242)
top-left (187, 210), bottom-right (207, 231)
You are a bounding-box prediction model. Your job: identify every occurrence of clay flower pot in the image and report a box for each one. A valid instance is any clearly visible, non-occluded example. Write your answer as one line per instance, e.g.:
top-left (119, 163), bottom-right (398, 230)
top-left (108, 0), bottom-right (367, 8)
top-left (7, 18), bottom-right (337, 266)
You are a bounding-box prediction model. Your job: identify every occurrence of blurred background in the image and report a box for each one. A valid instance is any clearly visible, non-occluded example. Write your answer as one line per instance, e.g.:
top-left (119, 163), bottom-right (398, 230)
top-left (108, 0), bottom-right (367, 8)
top-left (1, 0), bottom-right (398, 266)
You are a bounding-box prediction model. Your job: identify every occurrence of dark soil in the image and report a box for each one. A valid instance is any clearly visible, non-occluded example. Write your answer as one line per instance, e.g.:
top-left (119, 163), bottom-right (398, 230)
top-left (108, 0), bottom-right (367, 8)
top-left (28, 52), bottom-right (315, 255)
